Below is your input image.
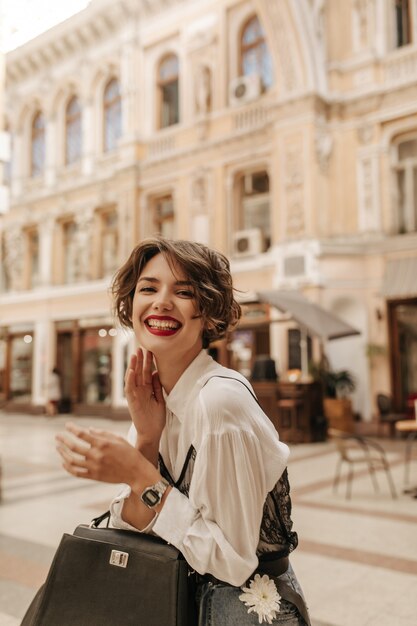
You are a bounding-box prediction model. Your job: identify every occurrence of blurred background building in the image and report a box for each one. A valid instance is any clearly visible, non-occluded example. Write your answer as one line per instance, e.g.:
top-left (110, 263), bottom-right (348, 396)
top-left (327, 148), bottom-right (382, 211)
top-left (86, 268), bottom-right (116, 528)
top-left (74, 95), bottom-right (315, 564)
top-left (0, 0), bottom-right (416, 425)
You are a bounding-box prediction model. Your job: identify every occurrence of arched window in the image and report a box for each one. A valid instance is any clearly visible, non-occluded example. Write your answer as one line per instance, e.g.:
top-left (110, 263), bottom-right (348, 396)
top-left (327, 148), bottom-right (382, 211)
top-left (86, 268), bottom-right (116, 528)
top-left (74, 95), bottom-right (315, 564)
top-left (393, 135), bottom-right (417, 233)
top-left (103, 78), bottom-right (122, 152)
top-left (158, 54), bottom-right (179, 128)
top-left (395, 0), bottom-right (412, 47)
top-left (65, 96), bottom-right (82, 165)
top-left (241, 15), bottom-right (273, 90)
top-left (31, 111), bottom-right (45, 177)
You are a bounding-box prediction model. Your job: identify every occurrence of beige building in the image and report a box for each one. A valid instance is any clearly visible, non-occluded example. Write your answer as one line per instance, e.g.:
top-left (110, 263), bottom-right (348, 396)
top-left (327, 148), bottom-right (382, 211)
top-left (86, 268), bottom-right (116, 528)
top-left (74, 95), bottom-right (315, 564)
top-left (0, 0), bottom-right (416, 422)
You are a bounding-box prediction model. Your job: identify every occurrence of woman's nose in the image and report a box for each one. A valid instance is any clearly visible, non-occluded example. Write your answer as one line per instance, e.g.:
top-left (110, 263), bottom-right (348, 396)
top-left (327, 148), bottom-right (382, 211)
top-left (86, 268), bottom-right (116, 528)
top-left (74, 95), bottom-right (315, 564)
top-left (153, 290), bottom-right (173, 311)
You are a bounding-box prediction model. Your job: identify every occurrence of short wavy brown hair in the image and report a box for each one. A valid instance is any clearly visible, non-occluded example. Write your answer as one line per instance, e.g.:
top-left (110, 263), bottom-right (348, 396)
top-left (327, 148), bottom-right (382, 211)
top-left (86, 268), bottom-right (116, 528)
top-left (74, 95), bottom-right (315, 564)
top-left (111, 237), bottom-right (241, 348)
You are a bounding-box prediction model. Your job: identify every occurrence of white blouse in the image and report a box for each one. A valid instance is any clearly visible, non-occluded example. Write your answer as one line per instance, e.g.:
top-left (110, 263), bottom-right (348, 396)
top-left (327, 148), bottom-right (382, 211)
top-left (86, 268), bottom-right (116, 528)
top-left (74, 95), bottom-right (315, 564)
top-left (110, 350), bottom-right (289, 587)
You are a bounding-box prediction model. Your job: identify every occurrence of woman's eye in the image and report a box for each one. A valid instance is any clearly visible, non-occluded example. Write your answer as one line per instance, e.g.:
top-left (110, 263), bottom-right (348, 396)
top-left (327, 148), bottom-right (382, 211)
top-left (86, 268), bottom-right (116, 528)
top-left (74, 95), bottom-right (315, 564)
top-left (177, 290), bottom-right (194, 298)
top-left (138, 286), bottom-right (156, 293)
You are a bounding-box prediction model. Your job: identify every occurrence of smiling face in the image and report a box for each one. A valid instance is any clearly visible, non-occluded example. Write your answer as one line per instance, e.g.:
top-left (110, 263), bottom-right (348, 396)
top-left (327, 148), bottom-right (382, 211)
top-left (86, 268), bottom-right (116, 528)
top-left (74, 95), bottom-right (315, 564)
top-left (131, 253), bottom-right (204, 365)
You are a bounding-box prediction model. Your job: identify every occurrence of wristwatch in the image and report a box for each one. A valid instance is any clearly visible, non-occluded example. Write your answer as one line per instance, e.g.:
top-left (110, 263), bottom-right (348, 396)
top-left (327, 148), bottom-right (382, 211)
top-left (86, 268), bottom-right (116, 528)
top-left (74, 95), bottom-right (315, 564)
top-left (140, 478), bottom-right (170, 509)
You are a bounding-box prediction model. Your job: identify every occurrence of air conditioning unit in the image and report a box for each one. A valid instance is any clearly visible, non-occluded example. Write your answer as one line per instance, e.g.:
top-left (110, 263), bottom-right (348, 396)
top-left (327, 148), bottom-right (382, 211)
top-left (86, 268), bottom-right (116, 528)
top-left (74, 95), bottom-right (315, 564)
top-left (233, 228), bottom-right (264, 258)
top-left (283, 255), bottom-right (306, 277)
top-left (229, 74), bottom-right (261, 106)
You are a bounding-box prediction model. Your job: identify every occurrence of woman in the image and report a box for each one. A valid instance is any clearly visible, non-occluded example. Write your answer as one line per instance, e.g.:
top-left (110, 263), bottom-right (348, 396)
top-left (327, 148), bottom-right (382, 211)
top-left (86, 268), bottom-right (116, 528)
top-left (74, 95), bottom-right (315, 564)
top-left (56, 237), bottom-right (310, 625)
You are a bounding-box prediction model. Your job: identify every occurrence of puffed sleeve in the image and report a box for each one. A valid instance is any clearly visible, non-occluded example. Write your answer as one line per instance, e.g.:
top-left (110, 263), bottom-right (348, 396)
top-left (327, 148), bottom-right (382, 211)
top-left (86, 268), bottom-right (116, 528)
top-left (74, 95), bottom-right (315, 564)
top-left (152, 380), bottom-right (289, 586)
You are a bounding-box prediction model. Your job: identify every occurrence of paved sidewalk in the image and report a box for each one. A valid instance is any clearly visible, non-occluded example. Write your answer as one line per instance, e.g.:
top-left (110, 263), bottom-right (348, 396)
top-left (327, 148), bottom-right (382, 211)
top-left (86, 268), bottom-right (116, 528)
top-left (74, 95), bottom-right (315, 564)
top-left (0, 412), bottom-right (416, 625)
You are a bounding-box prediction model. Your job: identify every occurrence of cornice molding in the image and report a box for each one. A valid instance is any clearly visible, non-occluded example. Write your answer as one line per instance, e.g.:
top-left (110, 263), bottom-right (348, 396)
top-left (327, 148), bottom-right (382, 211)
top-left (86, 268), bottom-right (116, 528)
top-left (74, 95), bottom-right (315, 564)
top-left (6, 0), bottom-right (137, 84)
top-left (6, 0), bottom-right (194, 85)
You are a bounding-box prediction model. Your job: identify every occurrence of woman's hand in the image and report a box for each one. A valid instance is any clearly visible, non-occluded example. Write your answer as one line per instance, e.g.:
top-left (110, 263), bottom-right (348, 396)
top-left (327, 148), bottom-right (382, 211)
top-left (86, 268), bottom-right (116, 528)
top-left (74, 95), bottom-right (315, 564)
top-left (125, 348), bottom-right (166, 447)
top-left (56, 422), bottom-right (160, 490)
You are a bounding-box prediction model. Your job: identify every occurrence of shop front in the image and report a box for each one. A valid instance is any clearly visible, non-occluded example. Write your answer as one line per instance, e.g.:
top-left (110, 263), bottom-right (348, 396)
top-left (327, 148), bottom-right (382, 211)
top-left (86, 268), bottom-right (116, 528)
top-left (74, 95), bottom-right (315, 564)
top-left (55, 318), bottom-right (128, 417)
top-left (0, 326), bottom-right (34, 411)
top-left (388, 298), bottom-right (417, 414)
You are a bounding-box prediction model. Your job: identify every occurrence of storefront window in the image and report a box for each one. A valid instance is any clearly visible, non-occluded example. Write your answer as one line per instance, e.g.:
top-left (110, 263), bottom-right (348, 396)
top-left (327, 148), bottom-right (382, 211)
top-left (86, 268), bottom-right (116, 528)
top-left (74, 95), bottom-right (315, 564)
top-left (10, 334), bottom-right (33, 401)
top-left (229, 325), bottom-right (270, 378)
top-left (81, 328), bottom-right (112, 404)
top-left (391, 301), bottom-right (417, 411)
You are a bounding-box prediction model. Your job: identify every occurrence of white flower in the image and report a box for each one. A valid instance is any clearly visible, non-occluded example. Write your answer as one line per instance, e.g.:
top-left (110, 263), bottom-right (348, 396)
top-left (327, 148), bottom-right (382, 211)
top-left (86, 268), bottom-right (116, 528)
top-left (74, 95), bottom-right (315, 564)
top-left (239, 573), bottom-right (281, 624)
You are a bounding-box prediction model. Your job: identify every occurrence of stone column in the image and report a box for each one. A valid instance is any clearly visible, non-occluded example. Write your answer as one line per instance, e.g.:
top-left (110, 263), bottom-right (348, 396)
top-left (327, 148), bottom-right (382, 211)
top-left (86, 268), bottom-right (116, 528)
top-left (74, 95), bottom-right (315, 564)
top-left (4, 226), bottom-right (24, 291)
top-left (111, 328), bottom-right (132, 408)
top-left (120, 41), bottom-right (138, 140)
top-left (38, 215), bottom-right (55, 286)
top-left (11, 132), bottom-right (23, 197)
top-left (73, 208), bottom-right (94, 282)
top-left (82, 97), bottom-right (94, 176)
top-left (32, 319), bottom-right (53, 407)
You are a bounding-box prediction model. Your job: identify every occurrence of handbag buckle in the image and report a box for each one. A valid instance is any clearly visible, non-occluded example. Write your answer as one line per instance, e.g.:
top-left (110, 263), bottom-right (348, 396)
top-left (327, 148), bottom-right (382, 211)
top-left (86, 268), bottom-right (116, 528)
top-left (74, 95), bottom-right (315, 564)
top-left (109, 550), bottom-right (129, 568)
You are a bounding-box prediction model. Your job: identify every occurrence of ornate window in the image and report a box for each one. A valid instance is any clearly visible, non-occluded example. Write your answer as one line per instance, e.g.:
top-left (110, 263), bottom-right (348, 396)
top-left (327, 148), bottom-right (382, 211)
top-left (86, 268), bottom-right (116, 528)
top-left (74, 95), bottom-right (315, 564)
top-left (31, 111), bottom-right (45, 177)
top-left (152, 195), bottom-right (175, 237)
top-left (233, 171), bottom-right (271, 256)
top-left (103, 78), bottom-right (122, 152)
top-left (65, 96), bottom-right (82, 165)
top-left (393, 136), bottom-right (417, 233)
top-left (395, 0), bottom-right (412, 47)
top-left (158, 55), bottom-right (179, 128)
top-left (99, 210), bottom-right (118, 278)
top-left (241, 15), bottom-right (273, 90)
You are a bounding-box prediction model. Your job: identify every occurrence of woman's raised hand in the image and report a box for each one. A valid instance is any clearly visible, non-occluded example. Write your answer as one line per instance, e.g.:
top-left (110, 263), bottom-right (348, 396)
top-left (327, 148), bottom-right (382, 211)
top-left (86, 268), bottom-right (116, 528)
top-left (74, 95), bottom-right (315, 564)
top-left (56, 422), bottom-right (160, 489)
top-left (124, 348), bottom-right (166, 446)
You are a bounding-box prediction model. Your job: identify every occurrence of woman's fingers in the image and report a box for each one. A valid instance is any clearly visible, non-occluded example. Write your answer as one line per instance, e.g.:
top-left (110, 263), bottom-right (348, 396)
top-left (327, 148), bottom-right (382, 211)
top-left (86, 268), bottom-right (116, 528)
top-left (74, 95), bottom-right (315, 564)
top-left (135, 348), bottom-right (144, 387)
top-left (64, 422), bottom-right (98, 446)
top-left (124, 353), bottom-right (137, 386)
top-left (143, 350), bottom-right (153, 386)
top-left (56, 432), bottom-right (90, 456)
top-left (152, 371), bottom-right (163, 403)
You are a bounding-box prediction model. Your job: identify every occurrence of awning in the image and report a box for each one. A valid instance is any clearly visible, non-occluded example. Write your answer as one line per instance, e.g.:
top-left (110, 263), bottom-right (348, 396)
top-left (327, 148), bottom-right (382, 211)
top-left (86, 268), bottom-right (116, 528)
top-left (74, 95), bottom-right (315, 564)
top-left (381, 257), bottom-right (417, 299)
top-left (257, 290), bottom-right (360, 341)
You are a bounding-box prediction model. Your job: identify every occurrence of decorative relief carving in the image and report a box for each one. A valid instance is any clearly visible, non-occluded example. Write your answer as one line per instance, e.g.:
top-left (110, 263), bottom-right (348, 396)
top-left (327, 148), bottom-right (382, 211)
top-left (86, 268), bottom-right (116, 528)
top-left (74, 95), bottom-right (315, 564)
top-left (361, 158), bottom-right (373, 215)
top-left (357, 123), bottom-right (374, 145)
top-left (315, 115), bottom-right (333, 173)
top-left (354, 0), bottom-right (374, 49)
top-left (190, 169), bottom-right (210, 214)
top-left (262, 1), bottom-right (298, 92)
top-left (195, 65), bottom-right (212, 117)
top-left (313, 0), bottom-right (326, 40)
top-left (284, 137), bottom-right (305, 237)
top-left (72, 210), bottom-right (94, 281)
top-left (3, 227), bottom-right (24, 291)
top-left (357, 154), bottom-right (380, 232)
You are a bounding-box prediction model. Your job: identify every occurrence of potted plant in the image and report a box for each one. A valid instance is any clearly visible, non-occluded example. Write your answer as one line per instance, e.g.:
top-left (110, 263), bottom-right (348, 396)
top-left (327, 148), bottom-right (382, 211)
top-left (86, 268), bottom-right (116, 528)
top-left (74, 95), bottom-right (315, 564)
top-left (310, 358), bottom-right (356, 432)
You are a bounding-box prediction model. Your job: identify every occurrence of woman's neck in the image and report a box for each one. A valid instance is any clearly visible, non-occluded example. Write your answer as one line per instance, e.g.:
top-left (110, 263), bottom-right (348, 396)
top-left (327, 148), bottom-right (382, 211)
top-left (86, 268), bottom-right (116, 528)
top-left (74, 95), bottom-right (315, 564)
top-left (155, 347), bottom-right (202, 394)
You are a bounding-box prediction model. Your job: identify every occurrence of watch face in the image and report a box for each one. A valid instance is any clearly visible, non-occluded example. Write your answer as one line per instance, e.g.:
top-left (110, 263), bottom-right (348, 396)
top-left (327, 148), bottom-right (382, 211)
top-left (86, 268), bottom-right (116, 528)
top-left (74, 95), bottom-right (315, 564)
top-left (141, 488), bottom-right (161, 508)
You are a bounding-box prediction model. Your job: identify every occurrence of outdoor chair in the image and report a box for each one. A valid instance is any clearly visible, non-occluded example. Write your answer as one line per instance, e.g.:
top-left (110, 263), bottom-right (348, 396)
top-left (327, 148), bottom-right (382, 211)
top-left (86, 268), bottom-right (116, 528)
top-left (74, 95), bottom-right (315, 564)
top-left (328, 428), bottom-right (397, 499)
top-left (376, 393), bottom-right (407, 438)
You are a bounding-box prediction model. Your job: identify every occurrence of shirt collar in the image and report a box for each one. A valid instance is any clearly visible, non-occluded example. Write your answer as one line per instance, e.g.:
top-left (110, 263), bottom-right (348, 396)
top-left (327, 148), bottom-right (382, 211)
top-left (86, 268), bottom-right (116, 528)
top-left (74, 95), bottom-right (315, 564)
top-left (165, 349), bottom-right (217, 421)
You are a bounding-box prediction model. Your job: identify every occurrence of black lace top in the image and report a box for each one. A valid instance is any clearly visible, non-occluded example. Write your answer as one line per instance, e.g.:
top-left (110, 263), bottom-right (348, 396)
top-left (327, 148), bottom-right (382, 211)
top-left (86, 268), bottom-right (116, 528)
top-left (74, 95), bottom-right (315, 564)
top-left (158, 375), bottom-right (298, 559)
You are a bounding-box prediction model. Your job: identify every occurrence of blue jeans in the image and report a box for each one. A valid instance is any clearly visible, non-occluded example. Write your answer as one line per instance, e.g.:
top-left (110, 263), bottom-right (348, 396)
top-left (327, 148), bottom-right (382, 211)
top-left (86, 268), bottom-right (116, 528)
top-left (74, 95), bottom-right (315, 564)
top-left (196, 563), bottom-right (308, 625)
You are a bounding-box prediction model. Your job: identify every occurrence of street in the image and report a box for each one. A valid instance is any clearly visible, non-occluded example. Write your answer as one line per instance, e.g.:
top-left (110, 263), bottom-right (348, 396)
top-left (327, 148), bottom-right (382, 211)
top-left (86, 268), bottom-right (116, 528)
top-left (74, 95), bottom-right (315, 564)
top-left (0, 412), bottom-right (416, 626)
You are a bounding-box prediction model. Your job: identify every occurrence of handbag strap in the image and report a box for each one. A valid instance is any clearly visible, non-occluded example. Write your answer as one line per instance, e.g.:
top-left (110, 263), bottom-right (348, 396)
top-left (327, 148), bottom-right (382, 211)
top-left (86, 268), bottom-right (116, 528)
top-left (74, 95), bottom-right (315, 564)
top-left (90, 510), bottom-right (111, 528)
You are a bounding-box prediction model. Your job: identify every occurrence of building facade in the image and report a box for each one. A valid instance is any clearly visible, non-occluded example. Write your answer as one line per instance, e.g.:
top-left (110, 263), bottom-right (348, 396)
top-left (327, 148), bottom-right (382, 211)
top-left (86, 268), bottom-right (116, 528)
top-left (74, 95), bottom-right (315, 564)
top-left (0, 0), bottom-right (416, 420)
